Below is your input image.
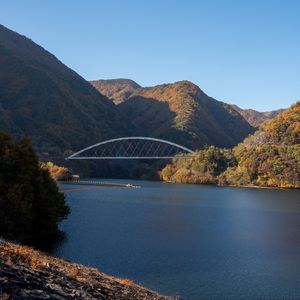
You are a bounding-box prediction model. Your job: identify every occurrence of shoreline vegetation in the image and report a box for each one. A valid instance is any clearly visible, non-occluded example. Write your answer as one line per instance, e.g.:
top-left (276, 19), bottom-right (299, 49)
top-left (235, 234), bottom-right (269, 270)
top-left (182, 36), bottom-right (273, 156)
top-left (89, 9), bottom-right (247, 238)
top-left (41, 162), bottom-right (79, 182)
top-left (160, 102), bottom-right (300, 189)
top-left (0, 240), bottom-right (173, 300)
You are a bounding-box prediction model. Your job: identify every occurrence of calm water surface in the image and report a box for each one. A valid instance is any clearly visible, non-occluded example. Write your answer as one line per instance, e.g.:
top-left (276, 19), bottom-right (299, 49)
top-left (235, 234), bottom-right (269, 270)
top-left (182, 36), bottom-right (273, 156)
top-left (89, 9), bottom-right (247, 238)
top-left (55, 180), bottom-right (300, 299)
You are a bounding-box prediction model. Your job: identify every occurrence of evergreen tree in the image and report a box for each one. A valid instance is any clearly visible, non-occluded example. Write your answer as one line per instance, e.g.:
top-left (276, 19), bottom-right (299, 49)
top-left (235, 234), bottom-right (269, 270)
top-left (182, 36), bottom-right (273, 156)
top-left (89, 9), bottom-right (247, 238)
top-left (0, 132), bottom-right (69, 239)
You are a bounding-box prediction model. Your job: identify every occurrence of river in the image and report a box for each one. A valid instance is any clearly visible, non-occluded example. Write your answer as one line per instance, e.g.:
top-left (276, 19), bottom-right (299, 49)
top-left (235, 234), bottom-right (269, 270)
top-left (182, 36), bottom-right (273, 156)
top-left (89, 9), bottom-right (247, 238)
top-left (50, 180), bottom-right (300, 299)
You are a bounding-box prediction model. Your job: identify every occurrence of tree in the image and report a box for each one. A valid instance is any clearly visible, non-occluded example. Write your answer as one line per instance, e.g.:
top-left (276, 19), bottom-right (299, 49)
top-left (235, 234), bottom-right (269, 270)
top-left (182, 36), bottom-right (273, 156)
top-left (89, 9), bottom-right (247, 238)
top-left (0, 132), bottom-right (69, 239)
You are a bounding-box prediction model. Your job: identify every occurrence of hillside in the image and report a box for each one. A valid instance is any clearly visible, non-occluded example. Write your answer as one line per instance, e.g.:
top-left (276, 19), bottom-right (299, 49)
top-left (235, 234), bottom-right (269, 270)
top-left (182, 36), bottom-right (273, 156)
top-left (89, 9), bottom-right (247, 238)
top-left (0, 240), bottom-right (171, 300)
top-left (0, 25), bottom-right (132, 156)
top-left (161, 102), bottom-right (300, 188)
top-left (118, 81), bottom-right (255, 149)
top-left (92, 78), bottom-right (285, 131)
top-left (91, 79), bottom-right (255, 149)
top-left (91, 79), bottom-right (141, 104)
top-left (231, 105), bottom-right (284, 127)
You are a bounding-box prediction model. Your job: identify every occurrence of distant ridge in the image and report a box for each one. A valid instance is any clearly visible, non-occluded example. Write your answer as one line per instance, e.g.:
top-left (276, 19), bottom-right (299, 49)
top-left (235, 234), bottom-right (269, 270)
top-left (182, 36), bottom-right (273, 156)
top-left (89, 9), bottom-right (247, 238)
top-left (231, 104), bottom-right (285, 127)
top-left (91, 79), bottom-right (141, 104)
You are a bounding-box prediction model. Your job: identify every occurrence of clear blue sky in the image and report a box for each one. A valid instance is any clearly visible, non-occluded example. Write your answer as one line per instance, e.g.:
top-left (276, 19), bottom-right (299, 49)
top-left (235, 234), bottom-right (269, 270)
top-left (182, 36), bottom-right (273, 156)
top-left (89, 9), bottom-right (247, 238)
top-left (1, 0), bottom-right (299, 111)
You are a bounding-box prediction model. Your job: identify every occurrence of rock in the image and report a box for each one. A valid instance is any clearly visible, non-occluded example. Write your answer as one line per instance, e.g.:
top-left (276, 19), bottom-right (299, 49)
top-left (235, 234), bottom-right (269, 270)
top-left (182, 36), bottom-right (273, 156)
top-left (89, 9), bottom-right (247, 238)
top-left (0, 241), bottom-right (173, 300)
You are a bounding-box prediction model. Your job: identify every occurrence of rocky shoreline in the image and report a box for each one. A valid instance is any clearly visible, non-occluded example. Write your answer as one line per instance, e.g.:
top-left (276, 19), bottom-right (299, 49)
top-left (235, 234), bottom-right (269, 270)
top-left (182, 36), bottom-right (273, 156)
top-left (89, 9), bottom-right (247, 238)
top-left (0, 240), bottom-right (173, 300)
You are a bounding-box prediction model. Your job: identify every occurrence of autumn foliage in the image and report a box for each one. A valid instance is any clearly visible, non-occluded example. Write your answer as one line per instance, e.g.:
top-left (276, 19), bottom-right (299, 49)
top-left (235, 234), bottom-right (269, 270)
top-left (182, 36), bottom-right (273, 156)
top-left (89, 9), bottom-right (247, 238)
top-left (41, 162), bottom-right (73, 181)
top-left (161, 102), bottom-right (300, 188)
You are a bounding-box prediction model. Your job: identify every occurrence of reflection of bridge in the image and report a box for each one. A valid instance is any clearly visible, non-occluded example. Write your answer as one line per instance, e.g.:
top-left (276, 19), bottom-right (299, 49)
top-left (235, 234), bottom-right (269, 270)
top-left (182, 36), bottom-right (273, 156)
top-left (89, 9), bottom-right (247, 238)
top-left (67, 137), bottom-right (195, 160)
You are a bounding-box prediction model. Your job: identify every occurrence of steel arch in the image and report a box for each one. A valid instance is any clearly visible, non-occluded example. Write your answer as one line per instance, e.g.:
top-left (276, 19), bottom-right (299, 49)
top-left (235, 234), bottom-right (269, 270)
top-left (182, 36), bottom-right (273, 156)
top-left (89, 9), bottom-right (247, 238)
top-left (67, 136), bottom-right (195, 160)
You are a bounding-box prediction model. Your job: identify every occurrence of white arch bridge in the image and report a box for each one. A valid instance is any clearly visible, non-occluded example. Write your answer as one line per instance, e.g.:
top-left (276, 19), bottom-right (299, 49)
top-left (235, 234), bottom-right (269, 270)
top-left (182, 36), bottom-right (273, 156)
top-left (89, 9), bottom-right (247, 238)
top-left (67, 137), bottom-right (195, 160)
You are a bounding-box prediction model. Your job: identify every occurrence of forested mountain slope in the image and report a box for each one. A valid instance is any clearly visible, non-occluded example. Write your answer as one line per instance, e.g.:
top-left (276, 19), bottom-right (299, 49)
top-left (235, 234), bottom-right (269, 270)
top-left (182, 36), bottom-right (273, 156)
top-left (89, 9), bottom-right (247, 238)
top-left (0, 25), bottom-right (132, 156)
top-left (92, 79), bottom-right (255, 149)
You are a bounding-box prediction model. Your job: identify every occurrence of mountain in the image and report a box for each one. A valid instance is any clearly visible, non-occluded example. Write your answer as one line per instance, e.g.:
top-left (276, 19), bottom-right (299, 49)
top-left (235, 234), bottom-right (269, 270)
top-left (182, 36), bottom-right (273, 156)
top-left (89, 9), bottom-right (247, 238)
top-left (0, 24), bottom-right (132, 156)
top-left (263, 109), bottom-right (285, 118)
top-left (231, 105), bottom-right (284, 127)
top-left (0, 24), bottom-right (274, 171)
top-left (91, 79), bottom-right (141, 104)
top-left (91, 78), bottom-right (285, 129)
top-left (115, 80), bottom-right (255, 149)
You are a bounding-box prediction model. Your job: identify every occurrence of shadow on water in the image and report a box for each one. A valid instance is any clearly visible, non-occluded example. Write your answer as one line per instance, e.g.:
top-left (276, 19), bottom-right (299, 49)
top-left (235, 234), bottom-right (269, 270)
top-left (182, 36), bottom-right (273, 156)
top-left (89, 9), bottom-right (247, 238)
top-left (23, 230), bottom-right (67, 254)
